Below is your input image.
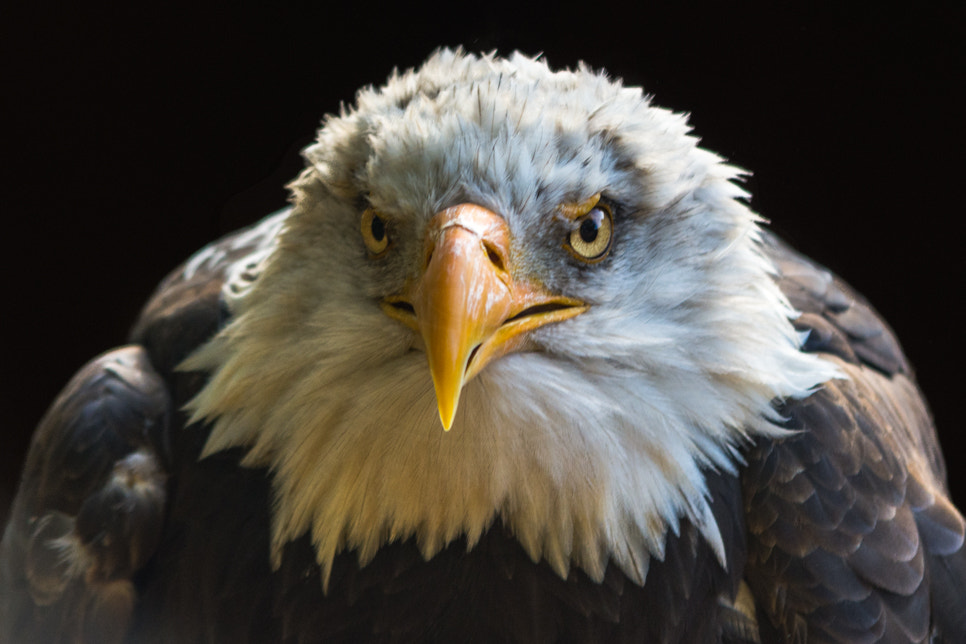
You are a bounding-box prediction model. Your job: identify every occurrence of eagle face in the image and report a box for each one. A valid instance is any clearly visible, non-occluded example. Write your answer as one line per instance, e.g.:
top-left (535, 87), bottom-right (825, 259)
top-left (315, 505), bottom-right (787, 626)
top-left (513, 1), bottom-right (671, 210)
top-left (185, 49), bottom-right (838, 586)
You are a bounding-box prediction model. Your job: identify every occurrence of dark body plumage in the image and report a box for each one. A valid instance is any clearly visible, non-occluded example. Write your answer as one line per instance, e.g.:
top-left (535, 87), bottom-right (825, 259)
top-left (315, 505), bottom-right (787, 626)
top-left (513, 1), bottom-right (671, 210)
top-left (2, 51), bottom-right (964, 643)
top-left (2, 221), bottom-right (962, 643)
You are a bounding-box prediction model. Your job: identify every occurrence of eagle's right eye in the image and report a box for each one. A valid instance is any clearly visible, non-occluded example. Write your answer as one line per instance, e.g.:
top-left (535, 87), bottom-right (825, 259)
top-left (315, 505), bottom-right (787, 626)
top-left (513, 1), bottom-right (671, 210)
top-left (361, 209), bottom-right (390, 257)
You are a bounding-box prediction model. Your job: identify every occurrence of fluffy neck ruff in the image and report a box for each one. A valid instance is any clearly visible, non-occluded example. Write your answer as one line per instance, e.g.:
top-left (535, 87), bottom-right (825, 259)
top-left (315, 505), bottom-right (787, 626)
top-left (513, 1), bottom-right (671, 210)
top-left (182, 210), bottom-right (837, 591)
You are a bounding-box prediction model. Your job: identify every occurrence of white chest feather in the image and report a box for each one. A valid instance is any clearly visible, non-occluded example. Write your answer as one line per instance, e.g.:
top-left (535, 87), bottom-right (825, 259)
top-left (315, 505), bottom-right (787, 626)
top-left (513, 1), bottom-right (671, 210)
top-left (184, 247), bottom-right (838, 589)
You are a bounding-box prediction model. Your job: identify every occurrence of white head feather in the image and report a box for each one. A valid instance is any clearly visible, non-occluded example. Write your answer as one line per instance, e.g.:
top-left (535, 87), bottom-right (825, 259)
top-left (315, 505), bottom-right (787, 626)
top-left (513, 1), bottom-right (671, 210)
top-left (182, 49), bottom-right (840, 588)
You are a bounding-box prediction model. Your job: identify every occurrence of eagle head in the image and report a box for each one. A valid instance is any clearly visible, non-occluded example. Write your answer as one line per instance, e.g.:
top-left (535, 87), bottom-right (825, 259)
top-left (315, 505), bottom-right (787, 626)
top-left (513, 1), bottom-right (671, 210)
top-left (183, 49), bottom-right (838, 588)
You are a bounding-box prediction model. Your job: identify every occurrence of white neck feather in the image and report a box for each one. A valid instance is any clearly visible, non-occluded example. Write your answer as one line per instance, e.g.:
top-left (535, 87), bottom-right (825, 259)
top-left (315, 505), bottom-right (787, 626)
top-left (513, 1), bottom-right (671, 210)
top-left (182, 207), bottom-right (839, 589)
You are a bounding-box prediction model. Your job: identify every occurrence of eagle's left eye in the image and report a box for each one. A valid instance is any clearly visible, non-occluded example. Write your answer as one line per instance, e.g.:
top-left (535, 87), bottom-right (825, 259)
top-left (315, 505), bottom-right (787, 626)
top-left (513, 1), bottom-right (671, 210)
top-left (361, 209), bottom-right (390, 257)
top-left (567, 204), bottom-right (613, 262)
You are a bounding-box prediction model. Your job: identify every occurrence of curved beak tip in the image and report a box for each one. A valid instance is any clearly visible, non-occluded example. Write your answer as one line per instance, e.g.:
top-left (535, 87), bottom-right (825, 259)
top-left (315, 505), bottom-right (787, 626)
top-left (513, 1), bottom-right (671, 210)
top-left (439, 408), bottom-right (455, 432)
top-left (430, 367), bottom-right (461, 431)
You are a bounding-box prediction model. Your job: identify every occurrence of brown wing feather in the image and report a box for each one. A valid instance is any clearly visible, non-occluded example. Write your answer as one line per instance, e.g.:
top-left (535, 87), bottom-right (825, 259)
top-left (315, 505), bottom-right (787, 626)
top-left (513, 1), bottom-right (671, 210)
top-left (0, 214), bottom-right (283, 643)
top-left (130, 209), bottom-right (286, 394)
top-left (742, 234), bottom-right (965, 643)
top-left (0, 346), bottom-right (170, 644)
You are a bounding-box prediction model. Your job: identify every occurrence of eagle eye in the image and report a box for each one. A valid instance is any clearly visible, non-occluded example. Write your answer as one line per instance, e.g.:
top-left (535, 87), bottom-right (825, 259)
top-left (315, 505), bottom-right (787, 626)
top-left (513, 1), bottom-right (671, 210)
top-left (361, 209), bottom-right (390, 257)
top-left (566, 203), bottom-right (613, 263)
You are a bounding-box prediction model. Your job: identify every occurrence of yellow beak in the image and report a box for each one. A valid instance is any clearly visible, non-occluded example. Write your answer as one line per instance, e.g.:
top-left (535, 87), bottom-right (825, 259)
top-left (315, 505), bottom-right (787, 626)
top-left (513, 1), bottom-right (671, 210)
top-left (382, 204), bottom-right (587, 430)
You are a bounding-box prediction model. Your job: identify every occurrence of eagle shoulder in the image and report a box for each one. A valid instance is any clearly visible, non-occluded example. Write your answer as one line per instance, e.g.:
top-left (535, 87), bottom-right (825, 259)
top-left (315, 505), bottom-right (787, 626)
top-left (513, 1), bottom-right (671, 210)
top-left (765, 232), bottom-right (909, 378)
top-left (129, 208), bottom-right (288, 405)
top-left (742, 235), bottom-right (966, 642)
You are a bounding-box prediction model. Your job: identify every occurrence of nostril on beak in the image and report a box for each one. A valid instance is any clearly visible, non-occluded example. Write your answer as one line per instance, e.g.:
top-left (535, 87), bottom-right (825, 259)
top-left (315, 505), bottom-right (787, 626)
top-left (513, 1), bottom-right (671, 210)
top-left (483, 241), bottom-right (506, 273)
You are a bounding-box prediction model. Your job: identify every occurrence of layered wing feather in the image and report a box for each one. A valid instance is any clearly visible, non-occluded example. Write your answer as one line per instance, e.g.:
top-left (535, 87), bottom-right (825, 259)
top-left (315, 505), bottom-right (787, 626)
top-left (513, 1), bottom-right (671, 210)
top-left (0, 347), bottom-right (169, 644)
top-left (744, 235), bottom-right (965, 643)
top-left (0, 213), bottom-right (285, 643)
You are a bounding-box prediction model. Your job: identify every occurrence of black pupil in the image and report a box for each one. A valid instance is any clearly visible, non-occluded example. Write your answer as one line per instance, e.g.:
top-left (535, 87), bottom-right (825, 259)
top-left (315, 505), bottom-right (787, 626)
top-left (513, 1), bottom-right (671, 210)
top-left (371, 215), bottom-right (385, 241)
top-left (579, 214), bottom-right (599, 243)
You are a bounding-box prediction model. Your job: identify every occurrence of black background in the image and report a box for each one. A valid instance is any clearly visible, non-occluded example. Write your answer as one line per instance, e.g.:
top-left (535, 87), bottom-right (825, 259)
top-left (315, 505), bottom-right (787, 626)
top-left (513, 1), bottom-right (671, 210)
top-left (2, 3), bottom-right (963, 525)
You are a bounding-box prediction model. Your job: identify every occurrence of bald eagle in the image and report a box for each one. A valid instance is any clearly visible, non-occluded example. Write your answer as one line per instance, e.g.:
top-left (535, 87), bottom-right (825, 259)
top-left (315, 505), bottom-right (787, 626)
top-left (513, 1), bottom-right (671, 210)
top-left (2, 50), bottom-right (963, 644)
